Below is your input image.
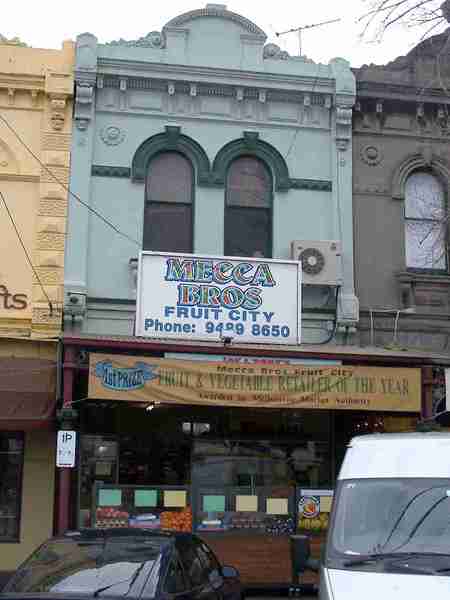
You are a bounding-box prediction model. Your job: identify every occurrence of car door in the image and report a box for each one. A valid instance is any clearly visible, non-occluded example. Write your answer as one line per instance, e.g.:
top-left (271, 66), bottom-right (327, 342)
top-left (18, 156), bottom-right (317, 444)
top-left (195, 539), bottom-right (240, 600)
top-left (177, 538), bottom-right (219, 600)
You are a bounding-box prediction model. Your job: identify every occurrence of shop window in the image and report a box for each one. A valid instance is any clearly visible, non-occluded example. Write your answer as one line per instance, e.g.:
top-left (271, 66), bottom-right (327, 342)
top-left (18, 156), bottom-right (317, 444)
top-left (404, 171), bottom-right (447, 271)
top-left (143, 152), bottom-right (194, 253)
top-left (0, 432), bottom-right (24, 542)
top-left (224, 156), bottom-right (272, 258)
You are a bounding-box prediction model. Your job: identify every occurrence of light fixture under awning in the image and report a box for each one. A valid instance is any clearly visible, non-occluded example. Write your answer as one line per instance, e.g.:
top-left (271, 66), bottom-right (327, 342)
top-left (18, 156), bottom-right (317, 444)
top-left (0, 358), bottom-right (57, 430)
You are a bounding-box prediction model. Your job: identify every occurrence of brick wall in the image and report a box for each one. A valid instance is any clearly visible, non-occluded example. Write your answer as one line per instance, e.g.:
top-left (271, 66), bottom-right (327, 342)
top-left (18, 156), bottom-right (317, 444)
top-left (202, 534), bottom-right (323, 585)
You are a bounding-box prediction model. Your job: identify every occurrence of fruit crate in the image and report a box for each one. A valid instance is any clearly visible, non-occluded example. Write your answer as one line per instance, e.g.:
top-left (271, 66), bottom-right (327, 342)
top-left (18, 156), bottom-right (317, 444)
top-left (95, 507), bottom-right (129, 529)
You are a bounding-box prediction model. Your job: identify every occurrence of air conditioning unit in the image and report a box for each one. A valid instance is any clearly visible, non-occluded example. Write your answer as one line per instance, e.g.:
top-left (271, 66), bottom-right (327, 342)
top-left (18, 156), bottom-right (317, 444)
top-left (291, 240), bottom-right (343, 286)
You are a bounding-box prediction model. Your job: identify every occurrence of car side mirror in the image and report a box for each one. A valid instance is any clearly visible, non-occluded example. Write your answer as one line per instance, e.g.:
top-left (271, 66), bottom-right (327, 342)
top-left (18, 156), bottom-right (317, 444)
top-left (221, 565), bottom-right (239, 579)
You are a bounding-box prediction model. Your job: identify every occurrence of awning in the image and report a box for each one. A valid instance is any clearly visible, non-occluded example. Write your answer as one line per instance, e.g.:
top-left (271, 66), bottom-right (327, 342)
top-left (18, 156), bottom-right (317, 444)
top-left (0, 358), bottom-right (57, 430)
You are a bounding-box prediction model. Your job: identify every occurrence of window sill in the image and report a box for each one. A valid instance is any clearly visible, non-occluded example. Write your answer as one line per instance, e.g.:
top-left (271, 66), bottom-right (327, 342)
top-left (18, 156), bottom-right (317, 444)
top-left (397, 271), bottom-right (450, 284)
top-left (396, 271), bottom-right (450, 313)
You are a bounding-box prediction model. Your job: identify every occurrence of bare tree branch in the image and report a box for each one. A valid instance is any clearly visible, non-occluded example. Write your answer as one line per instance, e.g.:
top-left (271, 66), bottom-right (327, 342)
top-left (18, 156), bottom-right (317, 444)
top-left (359, 0), bottom-right (446, 41)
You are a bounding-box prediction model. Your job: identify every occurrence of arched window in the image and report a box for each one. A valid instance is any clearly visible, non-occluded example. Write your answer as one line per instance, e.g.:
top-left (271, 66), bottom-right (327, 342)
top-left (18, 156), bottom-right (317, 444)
top-left (224, 156), bottom-right (272, 258)
top-left (404, 171), bottom-right (447, 271)
top-left (143, 152), bottom-right (193, 252)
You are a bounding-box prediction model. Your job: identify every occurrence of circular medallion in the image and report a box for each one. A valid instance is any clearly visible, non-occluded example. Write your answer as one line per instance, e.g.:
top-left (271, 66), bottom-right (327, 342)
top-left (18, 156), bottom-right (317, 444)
top-left (100, 126), bottom-right (125, 146)
top-left (361, 144), bottom-right (383, 166)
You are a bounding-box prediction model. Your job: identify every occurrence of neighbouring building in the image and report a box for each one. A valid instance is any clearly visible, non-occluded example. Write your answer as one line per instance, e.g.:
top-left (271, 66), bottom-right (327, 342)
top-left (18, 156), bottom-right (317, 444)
top-left (0, 36), bottom-right (74, 574)
top-left (353, 21), bottom-right (450, 417)
top-left (60, 4), bottom-right (447, 589)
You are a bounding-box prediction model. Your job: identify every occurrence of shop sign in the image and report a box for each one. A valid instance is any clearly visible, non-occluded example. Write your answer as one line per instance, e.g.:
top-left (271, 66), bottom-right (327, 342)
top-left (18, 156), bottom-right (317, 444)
top-left (89, 353), bottom-right (422, 412)
top-left (56, 430), bottom-right (77, 468)
top-left (0, 284), bottom-right (28, 310)
top-left (298, 489), bottom-right (333, 533)
top-left (136, 252), bottom-right (302, 345)
top-left (165, 352), bottom-right (341, 366)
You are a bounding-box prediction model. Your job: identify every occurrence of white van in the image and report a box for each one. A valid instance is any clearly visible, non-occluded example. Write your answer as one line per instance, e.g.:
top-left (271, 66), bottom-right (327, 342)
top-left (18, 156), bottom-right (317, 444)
top-left (317, 432), bottom-right (450, 598)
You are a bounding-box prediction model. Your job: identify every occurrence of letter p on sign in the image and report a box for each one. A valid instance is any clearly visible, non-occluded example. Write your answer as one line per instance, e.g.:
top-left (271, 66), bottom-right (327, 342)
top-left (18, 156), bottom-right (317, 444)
top-left (57, 430), bottom-right (77, 468)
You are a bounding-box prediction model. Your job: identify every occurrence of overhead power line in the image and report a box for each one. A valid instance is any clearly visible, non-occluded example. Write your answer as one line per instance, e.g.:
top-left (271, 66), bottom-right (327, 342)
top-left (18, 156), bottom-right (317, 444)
top-left (0, 188), bottom-right (54, 315)
top-left (0, 113), bottom-right (140, 248)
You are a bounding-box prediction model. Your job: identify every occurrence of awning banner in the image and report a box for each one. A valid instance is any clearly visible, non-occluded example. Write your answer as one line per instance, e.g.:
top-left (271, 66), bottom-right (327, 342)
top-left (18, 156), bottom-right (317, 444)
top-left (88, 353), bottom-right (422, 412)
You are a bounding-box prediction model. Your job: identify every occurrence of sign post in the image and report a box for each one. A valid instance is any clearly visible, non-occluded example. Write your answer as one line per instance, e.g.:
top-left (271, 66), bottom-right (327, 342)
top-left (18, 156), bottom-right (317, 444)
top-left (136, 252), bottom-right (302, 345)
top-left (56, 430), bottom-right (77, 468)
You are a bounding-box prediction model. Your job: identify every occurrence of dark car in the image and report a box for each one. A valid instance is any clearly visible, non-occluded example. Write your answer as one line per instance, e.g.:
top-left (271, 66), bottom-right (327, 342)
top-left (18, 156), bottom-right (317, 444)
top-left (1, 529), bottom-right (242, 600)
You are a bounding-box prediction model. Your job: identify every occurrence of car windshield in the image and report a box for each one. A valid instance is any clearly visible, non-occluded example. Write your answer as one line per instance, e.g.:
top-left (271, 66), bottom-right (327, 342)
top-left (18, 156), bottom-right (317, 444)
top-left (4, 535), bottom-right (167, 596)
top-left (329, 478), bottom-right (450, 558)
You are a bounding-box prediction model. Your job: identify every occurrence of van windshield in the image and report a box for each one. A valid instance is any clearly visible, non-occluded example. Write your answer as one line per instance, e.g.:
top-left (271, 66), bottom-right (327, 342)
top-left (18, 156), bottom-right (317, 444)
top-left (329, 478), bottom-right (450, 558)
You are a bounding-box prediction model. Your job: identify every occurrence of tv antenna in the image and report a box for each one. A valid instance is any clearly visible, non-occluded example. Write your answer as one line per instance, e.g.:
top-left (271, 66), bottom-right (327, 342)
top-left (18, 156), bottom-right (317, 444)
top-left (276, 18), bottom-right (340, 57)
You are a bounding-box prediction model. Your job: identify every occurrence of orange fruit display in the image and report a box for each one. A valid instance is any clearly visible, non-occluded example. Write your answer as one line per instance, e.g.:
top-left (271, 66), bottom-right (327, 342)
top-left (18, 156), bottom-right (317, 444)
top-left (160, 507), bottom-right (192, 532)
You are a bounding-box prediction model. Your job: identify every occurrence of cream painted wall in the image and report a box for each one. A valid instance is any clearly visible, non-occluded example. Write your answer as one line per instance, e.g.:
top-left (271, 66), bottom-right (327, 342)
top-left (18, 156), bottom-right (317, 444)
top-left (0, 430), bottom-right (56, 569)
top-left (0, 39), bottom-right (74, 338)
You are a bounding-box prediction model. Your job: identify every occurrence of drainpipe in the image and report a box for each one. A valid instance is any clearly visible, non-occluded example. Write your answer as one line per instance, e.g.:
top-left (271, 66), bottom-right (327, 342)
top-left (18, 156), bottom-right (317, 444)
top-left (56, 345), bottom-right (78, 534)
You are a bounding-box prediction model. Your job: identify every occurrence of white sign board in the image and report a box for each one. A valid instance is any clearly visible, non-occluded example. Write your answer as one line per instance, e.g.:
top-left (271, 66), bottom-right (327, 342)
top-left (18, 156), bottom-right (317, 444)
top-left (56, 430), bottom-right (77, 468)
top-left (136, 252), bottom-right (302, 345)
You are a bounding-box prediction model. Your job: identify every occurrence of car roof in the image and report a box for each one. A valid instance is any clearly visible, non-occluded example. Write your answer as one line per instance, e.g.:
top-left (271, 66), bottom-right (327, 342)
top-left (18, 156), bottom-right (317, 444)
top-left (49, 528), bottom-right (195, 544)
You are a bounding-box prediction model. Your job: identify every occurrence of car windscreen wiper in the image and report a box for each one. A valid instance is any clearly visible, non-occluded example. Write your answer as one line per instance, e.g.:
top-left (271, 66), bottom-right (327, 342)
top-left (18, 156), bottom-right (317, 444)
top-left (344, 552), bottom-right (450, 567)
top-left (92, 562), bottom-right (147, 598)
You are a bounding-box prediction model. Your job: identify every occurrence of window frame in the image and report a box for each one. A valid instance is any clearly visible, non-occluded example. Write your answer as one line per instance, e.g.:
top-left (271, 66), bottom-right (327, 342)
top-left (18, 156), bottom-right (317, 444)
top-left (224, 154), bottom-right (274, 259)
top-left (143, 151), bottom-right (195, 254)
top-left (0, 431), bottom-right (25, 543)
top-left (404, 169), bottom-right (449, 274)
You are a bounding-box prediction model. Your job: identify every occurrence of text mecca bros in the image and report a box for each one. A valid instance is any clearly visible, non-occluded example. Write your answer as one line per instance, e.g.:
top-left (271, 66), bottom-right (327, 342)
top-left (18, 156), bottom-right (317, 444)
top-left (163, 258), bottom-right (276, 311)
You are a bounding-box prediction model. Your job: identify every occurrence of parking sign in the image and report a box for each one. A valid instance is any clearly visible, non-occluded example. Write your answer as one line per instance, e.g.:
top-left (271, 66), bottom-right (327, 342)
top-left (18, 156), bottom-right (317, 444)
top-left (56, 430), bottom-right (77, 468)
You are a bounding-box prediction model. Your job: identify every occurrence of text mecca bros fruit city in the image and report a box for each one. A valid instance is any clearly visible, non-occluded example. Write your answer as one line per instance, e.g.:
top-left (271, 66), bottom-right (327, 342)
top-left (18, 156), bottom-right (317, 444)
top-left (141, 257), bottom-right (298, 342)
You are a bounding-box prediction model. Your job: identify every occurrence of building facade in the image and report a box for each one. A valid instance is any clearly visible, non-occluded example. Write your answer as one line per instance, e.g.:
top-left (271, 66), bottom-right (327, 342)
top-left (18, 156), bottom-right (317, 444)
top-left (0, 36), bottom-right (74, 572)
top-left (353, 26), bottom-right (450, 415)
top-left (65, 4), bottom-right (358, 338)
top-left (60, 4), bottom-right (445, 589)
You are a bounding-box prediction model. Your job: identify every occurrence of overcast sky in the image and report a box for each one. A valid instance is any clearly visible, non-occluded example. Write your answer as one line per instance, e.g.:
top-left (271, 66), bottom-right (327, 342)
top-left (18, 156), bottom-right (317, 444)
top-left (1, 0), bottom-right (445, 67)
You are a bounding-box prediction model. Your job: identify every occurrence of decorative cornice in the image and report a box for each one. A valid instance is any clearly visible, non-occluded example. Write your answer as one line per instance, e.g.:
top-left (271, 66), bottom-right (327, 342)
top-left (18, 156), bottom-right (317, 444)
top-left (0, 75), bottom-right (44, 91)
top-left (263, 43), bottom-right (290, 60)
top-left (106, 31), bottom-right (165, 49)
top-left (0, 34), bottom-right (27, 46)
top-left (101, 75), bottom-right (330, 107)
top-left (163, 6), bottom-right (267, 38)
top-left (97, 58), bottom-right (334, 92)
top-left (356, 81), bottom-right (450, 104)
top-left (92, 165), bottom-right (131, 178)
